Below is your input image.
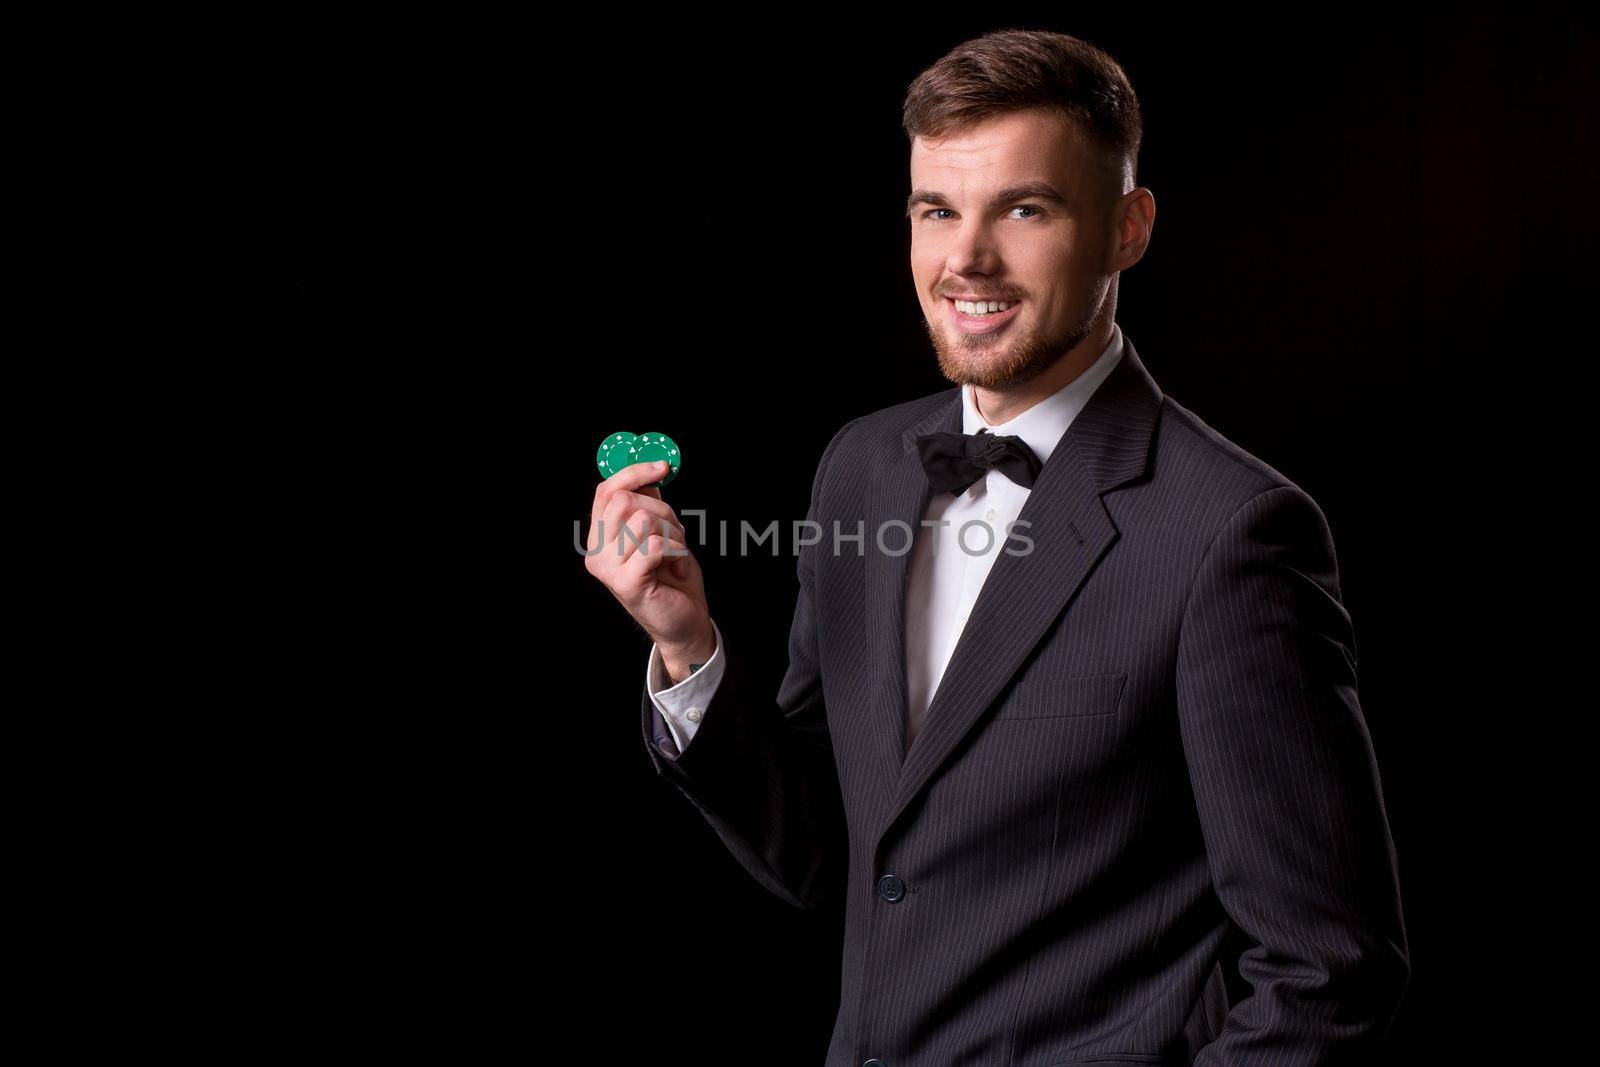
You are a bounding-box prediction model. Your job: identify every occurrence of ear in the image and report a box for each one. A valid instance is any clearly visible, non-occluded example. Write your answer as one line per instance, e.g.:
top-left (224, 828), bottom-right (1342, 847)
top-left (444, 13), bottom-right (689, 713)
top-left (1110, 186), bottom-right (1155, 271)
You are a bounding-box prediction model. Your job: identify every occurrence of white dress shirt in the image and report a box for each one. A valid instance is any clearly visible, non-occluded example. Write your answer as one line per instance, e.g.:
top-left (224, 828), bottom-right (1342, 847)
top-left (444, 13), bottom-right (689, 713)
top-left (648, 323), bottom-right (1127, 753)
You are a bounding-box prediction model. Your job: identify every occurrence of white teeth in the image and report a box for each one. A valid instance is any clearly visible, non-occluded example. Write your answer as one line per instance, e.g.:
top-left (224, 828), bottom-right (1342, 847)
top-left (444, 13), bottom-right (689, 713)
top-left (954, 299), bottom-right (1013, 316)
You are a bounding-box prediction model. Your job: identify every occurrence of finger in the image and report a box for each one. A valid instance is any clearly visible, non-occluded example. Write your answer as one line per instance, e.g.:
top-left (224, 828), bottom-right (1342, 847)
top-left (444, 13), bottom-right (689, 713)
top-left (615, 509), bottom-right (686, 567)
top-left (621, 532), bottom-right (692, 583)
top-left (607, 491), bottom-right (682, 536)
top-left (619, 461), bottom-right (668, 501)
top-left (668, 551), bottom-right (693, 583)
top-left (591, 461), bottom-right (672, 531)
top-left (590, 485), bottom-right (638, 555)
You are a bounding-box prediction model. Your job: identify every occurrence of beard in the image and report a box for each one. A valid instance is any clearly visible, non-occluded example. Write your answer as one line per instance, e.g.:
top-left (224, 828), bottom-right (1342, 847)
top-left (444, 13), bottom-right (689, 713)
top-left (925, 282), bottom-right (1107, 391)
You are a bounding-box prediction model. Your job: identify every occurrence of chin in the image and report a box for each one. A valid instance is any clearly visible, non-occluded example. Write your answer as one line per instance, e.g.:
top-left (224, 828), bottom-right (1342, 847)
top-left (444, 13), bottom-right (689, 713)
top-left (927, 321), bottom-right (1064, 393)
top-left (936, 348), bottom-right (1025, 391)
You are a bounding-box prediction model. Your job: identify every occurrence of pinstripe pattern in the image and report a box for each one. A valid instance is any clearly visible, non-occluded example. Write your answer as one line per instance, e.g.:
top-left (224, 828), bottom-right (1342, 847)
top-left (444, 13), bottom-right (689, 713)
top-left (643, 337), bottom-right (1408, 1065)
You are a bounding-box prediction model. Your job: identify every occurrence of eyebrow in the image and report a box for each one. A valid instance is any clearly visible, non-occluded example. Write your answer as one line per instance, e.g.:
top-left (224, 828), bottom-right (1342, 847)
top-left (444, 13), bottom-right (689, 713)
top-left (905, 182), bottom-right (1069, 217)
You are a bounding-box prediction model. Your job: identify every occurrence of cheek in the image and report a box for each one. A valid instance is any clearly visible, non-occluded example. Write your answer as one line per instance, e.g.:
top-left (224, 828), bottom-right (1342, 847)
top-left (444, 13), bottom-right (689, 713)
top-left (1015, 233), bottom-right (1080, 303)
top-left (910, 241), bottom-right (943, 288)
top-left (1024, 228), bottom-right (1077, 270)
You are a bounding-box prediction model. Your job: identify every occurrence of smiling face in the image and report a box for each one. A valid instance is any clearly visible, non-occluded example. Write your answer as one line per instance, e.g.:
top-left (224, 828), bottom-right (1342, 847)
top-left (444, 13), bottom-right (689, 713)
top-left (909, 107), bottom-right (1119, 392)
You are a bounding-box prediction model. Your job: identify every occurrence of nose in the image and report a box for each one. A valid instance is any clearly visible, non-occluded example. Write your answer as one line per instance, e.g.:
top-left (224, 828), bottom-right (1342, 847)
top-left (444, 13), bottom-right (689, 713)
top-left (945, 217), bottom-right (1000, 277)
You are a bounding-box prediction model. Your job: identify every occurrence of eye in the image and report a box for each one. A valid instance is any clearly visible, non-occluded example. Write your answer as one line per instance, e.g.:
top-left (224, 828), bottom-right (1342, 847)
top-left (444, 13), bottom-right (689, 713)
top-left (922, 208), bottom-right (954, 220)
top-left (1010, 204), bottom-right (1043, 219)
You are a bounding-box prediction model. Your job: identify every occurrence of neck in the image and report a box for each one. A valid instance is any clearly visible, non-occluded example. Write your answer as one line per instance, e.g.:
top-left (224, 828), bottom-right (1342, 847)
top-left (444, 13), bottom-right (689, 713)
top-left (972, 319), bottom-right (1115, 426)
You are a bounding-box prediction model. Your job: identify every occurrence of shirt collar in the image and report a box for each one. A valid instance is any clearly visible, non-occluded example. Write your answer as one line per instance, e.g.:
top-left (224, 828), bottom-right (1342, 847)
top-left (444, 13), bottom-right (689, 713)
top-left (961, 320), bottom-right (1126, 468)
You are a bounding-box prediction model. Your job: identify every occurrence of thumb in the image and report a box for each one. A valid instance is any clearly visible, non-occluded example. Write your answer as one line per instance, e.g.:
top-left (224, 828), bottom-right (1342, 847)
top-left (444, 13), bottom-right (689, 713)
top-left (639, 462), bottom-right (669, 499)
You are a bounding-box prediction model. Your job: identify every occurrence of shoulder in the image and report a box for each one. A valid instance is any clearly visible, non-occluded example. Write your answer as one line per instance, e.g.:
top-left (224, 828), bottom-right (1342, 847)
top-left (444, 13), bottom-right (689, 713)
top-left (1153, 394), bottom-right (1329, 519)
top-left (1152, 396), bottom-right (1341, 585)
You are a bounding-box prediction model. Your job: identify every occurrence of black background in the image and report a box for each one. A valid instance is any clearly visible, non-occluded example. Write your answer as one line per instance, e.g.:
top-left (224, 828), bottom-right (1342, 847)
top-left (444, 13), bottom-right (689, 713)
top-left (262, 10), bottom-right (1594, 1063)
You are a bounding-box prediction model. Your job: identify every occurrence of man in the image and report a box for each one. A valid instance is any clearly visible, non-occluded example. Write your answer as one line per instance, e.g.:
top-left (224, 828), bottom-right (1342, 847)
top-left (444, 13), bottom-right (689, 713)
top-left (586, 29), bottom-right (1408, 1066)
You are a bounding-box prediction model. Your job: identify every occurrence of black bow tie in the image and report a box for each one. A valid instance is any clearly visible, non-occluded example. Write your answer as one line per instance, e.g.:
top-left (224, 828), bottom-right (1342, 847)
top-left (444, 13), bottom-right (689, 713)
top-left (916, 428), bottom-right (1043, 495)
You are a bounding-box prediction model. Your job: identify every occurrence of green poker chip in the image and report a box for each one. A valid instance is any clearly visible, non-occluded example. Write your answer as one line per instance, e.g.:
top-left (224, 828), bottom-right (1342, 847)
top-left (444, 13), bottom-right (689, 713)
top-left (632, 432), bottom-right (680, 486)
top-left (596, 431), bottom-right (638, 478)
top-left (595, 430), bottom-right (681, 487)
top-left (603, 436), bottom-right (643, 479)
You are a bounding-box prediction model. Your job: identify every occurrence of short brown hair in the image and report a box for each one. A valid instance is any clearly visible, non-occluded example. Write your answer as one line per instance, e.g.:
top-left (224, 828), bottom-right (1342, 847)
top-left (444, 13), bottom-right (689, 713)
top-left (902, 29), bottom-right (1142, 197)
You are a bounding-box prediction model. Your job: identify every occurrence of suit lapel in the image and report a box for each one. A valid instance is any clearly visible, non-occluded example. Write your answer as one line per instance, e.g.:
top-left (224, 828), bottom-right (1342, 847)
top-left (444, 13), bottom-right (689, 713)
top-left (862, 390), bottom-right (962, 799)
top-left (868, 337), bottom-right (1166, 842)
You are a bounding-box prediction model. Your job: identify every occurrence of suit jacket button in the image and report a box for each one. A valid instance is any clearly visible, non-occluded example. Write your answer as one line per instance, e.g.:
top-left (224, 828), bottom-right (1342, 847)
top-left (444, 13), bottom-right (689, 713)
top-left (863, 1060), bottom-right (886, 1067)
top-left (876, 874), bottom-right (905, 902)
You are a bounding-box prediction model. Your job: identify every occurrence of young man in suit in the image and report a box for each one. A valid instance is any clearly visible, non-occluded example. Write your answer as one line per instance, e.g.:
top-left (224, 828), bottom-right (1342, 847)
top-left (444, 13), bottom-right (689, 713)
top-left (585, 29), bottom-right (1408, 1067)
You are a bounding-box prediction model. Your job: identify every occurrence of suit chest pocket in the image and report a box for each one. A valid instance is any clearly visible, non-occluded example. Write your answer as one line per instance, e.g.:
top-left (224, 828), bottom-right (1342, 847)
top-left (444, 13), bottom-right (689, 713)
top-left (991, 670), bottom-right (1127, 721)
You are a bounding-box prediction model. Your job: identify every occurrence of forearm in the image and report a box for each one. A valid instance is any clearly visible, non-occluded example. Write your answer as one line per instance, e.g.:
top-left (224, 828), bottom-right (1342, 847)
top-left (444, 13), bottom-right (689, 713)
top-left (639, 415), bottom-right (859, 914)
top-left (1180, 485), bottom-right (1410, 1060)
top-left (648, 619), bottom-right (728, 752)
top-left (657, 616), bottom-right (718, 687)
top-left (640, 630), bottom-right (847, 912)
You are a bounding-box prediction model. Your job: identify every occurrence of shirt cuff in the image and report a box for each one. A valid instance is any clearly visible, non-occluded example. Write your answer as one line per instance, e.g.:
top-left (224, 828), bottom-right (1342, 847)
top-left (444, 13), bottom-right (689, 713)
top-left (646, 619), bottom-right (725, 752)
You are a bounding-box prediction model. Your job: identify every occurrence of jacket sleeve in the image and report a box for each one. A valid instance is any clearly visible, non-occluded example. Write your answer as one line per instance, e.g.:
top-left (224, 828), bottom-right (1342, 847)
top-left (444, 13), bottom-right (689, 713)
top-left (638, 417), bottom-right (860, 912)
top-left (1176, 484), bottom-right (1409, 1064)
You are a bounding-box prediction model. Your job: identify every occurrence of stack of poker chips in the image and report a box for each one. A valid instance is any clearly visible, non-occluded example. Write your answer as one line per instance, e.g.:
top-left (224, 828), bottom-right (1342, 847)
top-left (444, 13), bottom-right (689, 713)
top-left (595, 431), bottom-right (681, 487)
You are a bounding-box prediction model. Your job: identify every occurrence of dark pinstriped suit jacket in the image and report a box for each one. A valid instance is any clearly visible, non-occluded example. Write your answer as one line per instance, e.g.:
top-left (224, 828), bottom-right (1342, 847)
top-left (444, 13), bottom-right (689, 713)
top-left (642, 337), bottom-right (1408, 1066)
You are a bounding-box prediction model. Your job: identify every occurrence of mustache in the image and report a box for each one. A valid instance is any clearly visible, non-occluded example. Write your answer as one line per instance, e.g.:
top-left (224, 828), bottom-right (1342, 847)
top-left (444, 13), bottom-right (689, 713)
top-left (936, 289), bottom-right (1024, 302)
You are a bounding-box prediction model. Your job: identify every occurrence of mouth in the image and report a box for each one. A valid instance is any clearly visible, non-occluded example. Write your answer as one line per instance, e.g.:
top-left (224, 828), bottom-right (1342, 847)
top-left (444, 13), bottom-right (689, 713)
top-left (945, 296), bottom-right (1021, 335)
